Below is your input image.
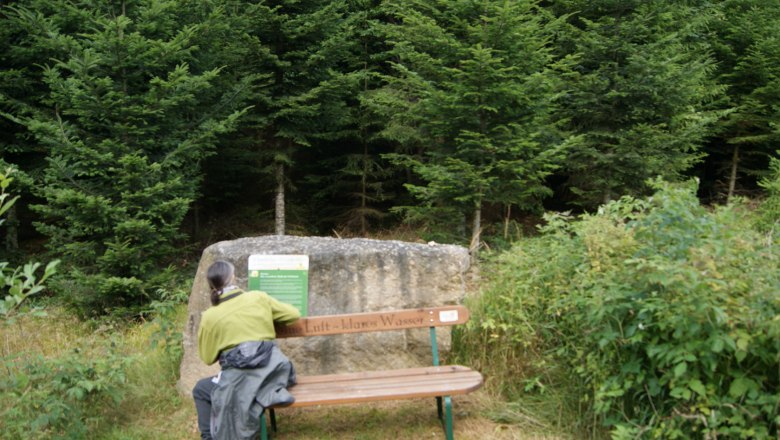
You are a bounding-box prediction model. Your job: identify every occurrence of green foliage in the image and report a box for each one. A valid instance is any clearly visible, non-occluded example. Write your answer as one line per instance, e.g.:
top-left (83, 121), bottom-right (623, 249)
top-left (142, 287), bottom-right (188, 378)
top-left (0, 168), bottom-right (59, 319)
top-left (0, 286), bottom-right (187, 439)
top-left (706, 0), bottom-right (780, 195)
top-left (300, 0), bottom-right (401, 236)
top-left (380, 0), bottom-right (571, 245)
top-left (0, 342), bottom-right (132, 439)
top-left (756, 155), bottom-right (780, 240)
top-left (1, 260), bottom-right (59, 318)
top-left (0, 1), bottom-right (76, 180)
top-left (460, 181), bottom-right (780, 438)
top-left (0, 169), bottom-right (19, 221)
top-left (226, 0), bottom-right (356, 235)
top-left (3, 0), bottom-right (780, 252)
top-left (550, 0), bottom-right (723, 206)
top-left (3, 1), bottom-right (249, 316)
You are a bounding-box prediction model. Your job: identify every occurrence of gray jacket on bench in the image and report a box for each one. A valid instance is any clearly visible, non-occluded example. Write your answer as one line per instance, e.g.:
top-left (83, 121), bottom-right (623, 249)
top-left (210, 341), bottom-right (296, 440)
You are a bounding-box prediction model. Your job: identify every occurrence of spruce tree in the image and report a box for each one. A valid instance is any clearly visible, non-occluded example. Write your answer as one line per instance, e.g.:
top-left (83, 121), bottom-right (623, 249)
top-left (173, 0), bottom-right (276, 237)
top-left (8, 0), bottom-right (249, 316)
top-left (0, 1), bottom-right (91, 251)
top-left (301, 0), bottom-right (397, 236)
top-left (706, 0), bottom-right (780, 202)
top-left (548, 0), bottom-right (722, 207)
top-left (381, 0), bottom-right (569, 252)
top-left (241, 0), bottom-right (353, 235)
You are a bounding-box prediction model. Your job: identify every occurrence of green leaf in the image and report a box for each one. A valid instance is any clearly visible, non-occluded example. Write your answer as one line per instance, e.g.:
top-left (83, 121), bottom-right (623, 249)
top-left (0, 195), bottom-right (19, 217)
top-left (736, 334), bottom-right (750, 351)
top-left (66, 387), bottom-right (85, 401)
top-left (729, 377), bottom-right (758, 399)
top-left (689, 379), bottom-right (706, 397)
top-left (670, 386), bottom-right (692, 400)
top-left (674, 362), bottom-right (687, 378)
top-left (711, 337), bottom-right (725, 353)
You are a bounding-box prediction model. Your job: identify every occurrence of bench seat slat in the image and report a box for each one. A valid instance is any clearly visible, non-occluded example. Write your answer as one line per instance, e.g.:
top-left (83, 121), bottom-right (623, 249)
top-left (290, 376), bottom-right (482, 405)
top-left (293, 373), bottom-right (479, 395)
top-left (293, 365), bottom-right (474, 384)
top-left (284, 366), bottom-right (483, 407)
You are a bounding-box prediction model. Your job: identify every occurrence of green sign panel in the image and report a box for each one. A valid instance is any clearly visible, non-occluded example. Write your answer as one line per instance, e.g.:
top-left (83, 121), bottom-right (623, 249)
top-left (248, 255), bottom-right (309, 317)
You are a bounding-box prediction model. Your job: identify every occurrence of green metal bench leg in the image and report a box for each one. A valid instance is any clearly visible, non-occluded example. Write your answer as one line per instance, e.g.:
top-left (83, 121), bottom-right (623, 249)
top-left (260, 410), bottom-right (268, 440)
top-left (437, 396), bottom-right (443, 419)
top-left (259, 408), bottom-right (278, 440)
top-left (442, 396), bottom-right (453, 440)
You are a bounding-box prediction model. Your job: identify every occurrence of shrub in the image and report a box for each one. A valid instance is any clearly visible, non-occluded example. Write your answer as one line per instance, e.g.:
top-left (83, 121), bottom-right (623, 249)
top-left (0, 167), bottom-right (59, 319)
top-left (0, 342), bottom-right (132, 439)
top-left (460, 180), bottom-right (780, 438)
top-left (0, 293), bottom-right (187, 440)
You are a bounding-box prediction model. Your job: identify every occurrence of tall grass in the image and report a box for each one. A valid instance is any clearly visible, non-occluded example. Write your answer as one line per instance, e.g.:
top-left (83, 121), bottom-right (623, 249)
top-left (454, 250), bottom-right (597, 439)
top-left (0, 305), bottom-right (191, 439)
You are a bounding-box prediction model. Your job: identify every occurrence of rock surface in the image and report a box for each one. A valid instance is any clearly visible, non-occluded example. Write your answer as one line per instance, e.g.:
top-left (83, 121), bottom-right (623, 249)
top-left (178, 235), bottom-right (470, 395)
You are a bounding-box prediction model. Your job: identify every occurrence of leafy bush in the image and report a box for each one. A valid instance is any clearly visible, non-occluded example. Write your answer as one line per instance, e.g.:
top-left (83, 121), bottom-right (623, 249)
top-left (0, 342), bottom-right (132, 439)
top-left (0, 292), bottom-right (188, 440)
top-left (0, 166), bottom-right (186, 437)
top-left (52, 265), bottom-right (188, 320)
top-left (460, 180), bottom-right (780, 438)
top-left (0, 168), bottom-right (59, 319)
top-left (142, 287), bottom-right (189, 378)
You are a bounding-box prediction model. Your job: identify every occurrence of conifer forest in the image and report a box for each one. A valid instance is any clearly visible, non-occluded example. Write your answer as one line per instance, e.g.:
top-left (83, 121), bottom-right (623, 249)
top-left (1, 0), bottom-right (779, 309)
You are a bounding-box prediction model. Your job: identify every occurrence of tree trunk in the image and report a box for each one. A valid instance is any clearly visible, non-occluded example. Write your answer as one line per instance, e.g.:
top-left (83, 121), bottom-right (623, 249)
top-left (275, 162), bottom-right (285, 236)
top-left (603, 188), bottom-right (612, 205)
top-left (360, 59), bottom-right (370, 237)
top-left (469, 205), bottom-right (481, 259)
top-left (360, 141), bottom-right (368, 236)
top-left (603, 168), bottom-right (613, 205)
top-left (193, 202), bottom-right (200, 239)
top-left (727, 144), bottom-right (739, 204)
top-left (503, 204), bottom-right (511, 240)
top-left (5, 205), bottom-right (18, 251)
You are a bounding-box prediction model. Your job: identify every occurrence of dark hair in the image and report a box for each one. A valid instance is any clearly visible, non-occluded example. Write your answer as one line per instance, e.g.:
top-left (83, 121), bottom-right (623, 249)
top-left (207, 260), bottom-right (235, 306)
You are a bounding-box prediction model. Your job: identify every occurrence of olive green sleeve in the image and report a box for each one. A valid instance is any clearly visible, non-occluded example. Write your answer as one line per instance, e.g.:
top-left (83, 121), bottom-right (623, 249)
top-left (268, 295), bottom-right (301, 324)
top-left (197, 312), bottom-right (219, 365)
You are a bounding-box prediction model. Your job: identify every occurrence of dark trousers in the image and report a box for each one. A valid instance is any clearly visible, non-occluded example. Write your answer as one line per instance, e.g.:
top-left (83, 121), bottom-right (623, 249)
top-left (193, 376), bottom-right (217, 440)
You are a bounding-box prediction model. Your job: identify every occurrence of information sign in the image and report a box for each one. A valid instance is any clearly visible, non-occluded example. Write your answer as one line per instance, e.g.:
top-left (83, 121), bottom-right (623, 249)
top-left (247, 254), bottom-right (309, 317)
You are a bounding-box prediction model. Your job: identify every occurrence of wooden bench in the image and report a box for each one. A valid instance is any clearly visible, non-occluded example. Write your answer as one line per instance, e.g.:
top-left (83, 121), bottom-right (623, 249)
top-left (260, 305), bottom-right (483, 440)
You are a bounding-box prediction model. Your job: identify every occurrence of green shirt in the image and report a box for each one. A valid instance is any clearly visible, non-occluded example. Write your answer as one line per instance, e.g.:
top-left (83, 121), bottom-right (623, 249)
top-left (197, 289), bottom-right (301, 365)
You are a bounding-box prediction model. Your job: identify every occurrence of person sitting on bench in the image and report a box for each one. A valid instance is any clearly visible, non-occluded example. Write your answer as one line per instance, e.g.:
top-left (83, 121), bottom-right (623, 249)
top-left (192, 260), bottom-right (301, 440)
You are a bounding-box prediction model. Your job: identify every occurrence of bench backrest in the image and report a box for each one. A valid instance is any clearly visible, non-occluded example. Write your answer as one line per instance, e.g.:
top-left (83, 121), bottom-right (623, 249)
top-left (274, 305), bottom-right (470, 338)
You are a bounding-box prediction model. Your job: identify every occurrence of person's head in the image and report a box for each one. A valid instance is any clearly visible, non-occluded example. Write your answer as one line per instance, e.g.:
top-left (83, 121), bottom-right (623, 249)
top-left (207, 260), bottom-right (235, 306)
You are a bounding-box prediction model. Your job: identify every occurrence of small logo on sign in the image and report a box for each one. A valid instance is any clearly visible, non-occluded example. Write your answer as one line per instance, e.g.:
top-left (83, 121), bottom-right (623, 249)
top-left (439, 310), bottom-right (459, 323)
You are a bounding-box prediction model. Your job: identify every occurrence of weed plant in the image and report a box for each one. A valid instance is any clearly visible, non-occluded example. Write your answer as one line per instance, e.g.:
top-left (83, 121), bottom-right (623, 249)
top-left (0, 297), bottom-right (189, 439)
top-left (0, 310), bottom-right (130, 438)
top-left (457, 180), bottom-right (780, 439)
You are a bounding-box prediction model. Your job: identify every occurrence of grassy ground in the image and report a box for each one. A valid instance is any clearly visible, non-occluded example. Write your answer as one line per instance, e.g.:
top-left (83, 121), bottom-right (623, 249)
top-left (1, 305), bottom-right (572, 440)
top-left (256, 393), bottom-right (566, 440)
top-left (171, 390), bottom-right (565, 440)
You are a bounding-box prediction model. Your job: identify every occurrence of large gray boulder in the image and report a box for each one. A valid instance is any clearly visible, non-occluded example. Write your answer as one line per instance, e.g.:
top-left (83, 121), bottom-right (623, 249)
top-left (178, 236), bottom-right (470, 395)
